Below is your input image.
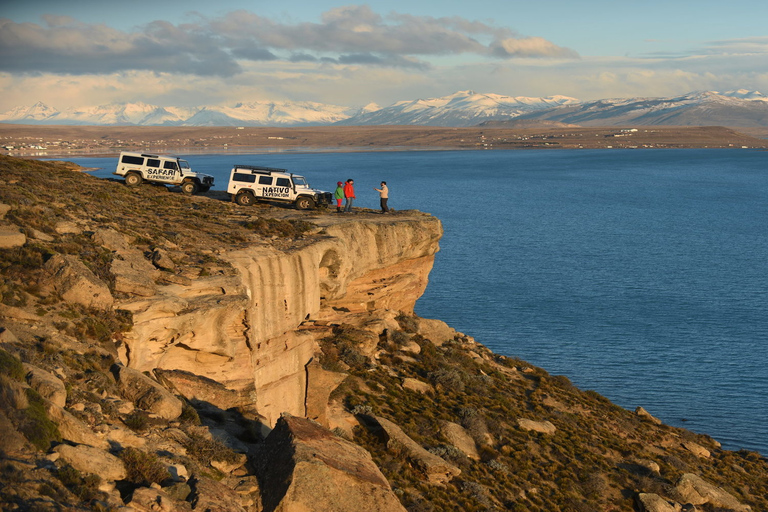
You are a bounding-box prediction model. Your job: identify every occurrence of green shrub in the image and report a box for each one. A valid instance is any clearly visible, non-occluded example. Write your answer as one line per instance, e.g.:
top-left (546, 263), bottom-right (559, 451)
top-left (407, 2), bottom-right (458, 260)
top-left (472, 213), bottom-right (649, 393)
top-left (19, 388), bottom-right (61, 450)
top-left (118, 447), bottom-right (170, 486)
top-left (0, 349), bottom-right (25, 381)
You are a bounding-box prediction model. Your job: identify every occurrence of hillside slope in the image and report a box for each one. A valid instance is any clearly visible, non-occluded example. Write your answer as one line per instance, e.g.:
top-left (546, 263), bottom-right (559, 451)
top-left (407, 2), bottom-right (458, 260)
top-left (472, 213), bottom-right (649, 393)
top-left (0, 156), bottom-right (765, 512)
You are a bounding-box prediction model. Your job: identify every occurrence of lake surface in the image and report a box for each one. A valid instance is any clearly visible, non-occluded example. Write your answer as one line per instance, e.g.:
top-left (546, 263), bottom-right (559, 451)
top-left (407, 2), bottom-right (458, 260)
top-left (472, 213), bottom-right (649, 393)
top-left (73, 148), bottom-right (768, 455)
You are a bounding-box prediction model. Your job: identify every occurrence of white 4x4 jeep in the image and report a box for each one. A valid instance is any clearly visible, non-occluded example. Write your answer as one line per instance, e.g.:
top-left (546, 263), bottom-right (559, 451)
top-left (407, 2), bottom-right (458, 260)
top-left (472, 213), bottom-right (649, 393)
top-left (114, 151), bottom-right (214, 195)
top-left (227, 165), bottom-right (332, 210)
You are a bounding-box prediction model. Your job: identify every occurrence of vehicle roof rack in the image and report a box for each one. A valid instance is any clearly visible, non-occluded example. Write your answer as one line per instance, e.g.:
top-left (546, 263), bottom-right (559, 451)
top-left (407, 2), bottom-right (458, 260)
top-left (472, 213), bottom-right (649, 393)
top-left (234, 164), bottom-right (288, 174)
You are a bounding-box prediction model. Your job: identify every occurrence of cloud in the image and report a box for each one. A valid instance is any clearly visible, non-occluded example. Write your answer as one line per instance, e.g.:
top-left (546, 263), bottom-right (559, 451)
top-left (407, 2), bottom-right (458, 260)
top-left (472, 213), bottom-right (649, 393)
top-left (0, 7), bottom-right (577, 77)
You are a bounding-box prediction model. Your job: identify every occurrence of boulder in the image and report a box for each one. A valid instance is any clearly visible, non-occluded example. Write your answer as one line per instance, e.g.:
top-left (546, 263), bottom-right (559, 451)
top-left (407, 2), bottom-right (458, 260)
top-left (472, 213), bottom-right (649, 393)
top-left (440, 421), bottom-right (479, 460)
top-left (24, 364), bottom-right (67, 408)
top-left (517, 418), bottom-right (557, 435)
top-left (154, 369), bottom-right (249, 412)
top-left (0, 226), bottom-right (26, 248)
top-left (681, 441), bottom-right (711, 458)
top-left (674, 473), bottom-right (751, 511)
top-left (151, 248), bottom-right (177, 271)
top-left (416, 318), bottom-right (456, 346)
top-left (305, 358), bottom-right (348, 427)
top-left (366, 415), bottom-right (461, 485)
top-left (636, 406), bottom-right (662, 425)
top-left (112, 364), bottom-right (182, 420)
top-left (188, 474), bottom-right (247, 512)
top-left (44, 254), bottom-right (114, 310)
top-left (45, 401), bottom-right (109, 449)
top-left (54, 221), bottom-right (81, 235)
top-left (53, 444), bottom-right (126, 481)
top-left (0, 203), bottom-right (10, 219)
top-left (127, 486), bottom-right (192, 512)
top-left (401, 377), bottom-right (433, 395)
top-left (112, 259), bottom-right (157, 297)
top-left (259, 414), bottom-right (406, 512)
top-left (636, 493), bottom-right (680, 512)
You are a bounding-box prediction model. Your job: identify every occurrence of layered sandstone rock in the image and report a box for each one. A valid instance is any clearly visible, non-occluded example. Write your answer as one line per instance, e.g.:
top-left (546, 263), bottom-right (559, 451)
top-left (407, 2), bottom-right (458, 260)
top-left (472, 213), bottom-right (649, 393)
top-left (116, 213), bottom-right (442, 427)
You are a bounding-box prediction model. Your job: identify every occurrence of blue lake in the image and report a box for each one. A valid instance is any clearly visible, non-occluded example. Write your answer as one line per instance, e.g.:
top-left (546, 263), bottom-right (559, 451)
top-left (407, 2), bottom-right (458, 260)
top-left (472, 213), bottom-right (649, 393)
top-left (72, 148), bottom-right (768, 455)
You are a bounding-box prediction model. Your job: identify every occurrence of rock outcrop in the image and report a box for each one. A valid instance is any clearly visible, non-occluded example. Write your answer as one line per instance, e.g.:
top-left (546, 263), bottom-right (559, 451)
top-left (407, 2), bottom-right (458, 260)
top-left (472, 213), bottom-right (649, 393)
top-left (258, 414), bottom-right (407, 512)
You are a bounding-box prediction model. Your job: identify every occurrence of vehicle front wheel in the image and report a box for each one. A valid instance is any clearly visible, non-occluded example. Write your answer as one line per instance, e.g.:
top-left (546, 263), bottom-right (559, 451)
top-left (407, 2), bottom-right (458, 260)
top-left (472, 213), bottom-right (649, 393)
top-left (295, 196), bottom-right (315, 210)
top-left (125, 173), bottom-right (142, 187)
top-left (198, 185), bottom-right (210, 193)
top-left (236, 192), bottom-right (256, 206)
top-left (181, 181), bottom-right (198, 195)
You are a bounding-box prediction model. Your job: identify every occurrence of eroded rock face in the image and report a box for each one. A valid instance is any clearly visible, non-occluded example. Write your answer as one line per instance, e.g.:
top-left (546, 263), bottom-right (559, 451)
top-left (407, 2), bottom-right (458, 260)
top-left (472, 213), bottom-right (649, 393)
top-left (258, 414), bottom-right (407, 512)
top-left (117, 214), bottom-right (442, 427)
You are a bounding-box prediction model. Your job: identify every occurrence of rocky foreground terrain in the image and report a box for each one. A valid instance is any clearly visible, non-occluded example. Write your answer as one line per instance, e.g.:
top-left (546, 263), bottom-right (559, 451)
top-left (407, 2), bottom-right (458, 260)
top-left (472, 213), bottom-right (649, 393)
top-left (0, 155), bottom-right (766, 512)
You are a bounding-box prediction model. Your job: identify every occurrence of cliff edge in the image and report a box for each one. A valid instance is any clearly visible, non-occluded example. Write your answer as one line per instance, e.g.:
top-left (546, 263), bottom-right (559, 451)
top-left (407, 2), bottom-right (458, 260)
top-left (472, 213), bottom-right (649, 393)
top-left (0, 155), bottom-right (766, 512)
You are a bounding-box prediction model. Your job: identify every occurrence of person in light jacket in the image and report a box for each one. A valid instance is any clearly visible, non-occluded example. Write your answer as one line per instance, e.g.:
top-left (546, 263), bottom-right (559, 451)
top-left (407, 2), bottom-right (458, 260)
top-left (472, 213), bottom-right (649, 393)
top-left (343, 179), bottom-right (355, 212)
top-left (374, 181), bottom-right (389, 213)
top-left (334, 181), bottom-right (344, 213)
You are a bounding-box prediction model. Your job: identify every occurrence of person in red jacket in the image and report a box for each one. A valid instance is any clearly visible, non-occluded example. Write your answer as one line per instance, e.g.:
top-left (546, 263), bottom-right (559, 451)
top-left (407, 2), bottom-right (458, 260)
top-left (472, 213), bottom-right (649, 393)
top-left (343, 179), bottom-right (355, 212)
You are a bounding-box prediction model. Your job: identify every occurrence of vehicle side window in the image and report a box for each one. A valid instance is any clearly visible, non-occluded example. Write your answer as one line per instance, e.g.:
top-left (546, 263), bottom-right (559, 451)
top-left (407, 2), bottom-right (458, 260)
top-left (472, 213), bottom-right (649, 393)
top-left (276, 178), bottom-right (291, 187)
top-left (146, 159), bottom-right (160, 167)
top-left (121, 155), bottom-right (144, 165)
top-left (233, 173), bottom-right (256, 183)
top-left (258, 176), bottom-right (273, 185)
top-left (163, 161), bottom-right (178, 170)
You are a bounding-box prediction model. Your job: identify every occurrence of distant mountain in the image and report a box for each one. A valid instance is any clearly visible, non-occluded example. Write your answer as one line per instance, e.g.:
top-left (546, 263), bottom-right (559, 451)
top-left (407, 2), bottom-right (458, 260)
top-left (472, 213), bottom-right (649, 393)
top-left (335, 90), bottom-right (580, 127)
top-left (0, 100), bottom-right (361, 127)
top-left (1, 90), bottom-right (767, 127)
top-left (507, 90), bottom-right (768, 128)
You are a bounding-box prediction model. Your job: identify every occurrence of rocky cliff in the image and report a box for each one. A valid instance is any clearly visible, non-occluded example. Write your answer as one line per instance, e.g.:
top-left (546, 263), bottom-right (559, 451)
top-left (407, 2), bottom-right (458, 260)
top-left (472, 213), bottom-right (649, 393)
top-left (1, 155), bottom-right (766, 512)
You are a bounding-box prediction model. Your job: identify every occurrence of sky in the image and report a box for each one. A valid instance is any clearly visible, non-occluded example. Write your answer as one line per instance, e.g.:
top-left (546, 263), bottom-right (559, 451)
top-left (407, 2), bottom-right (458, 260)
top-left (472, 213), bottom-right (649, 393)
top-left (1, 0), bottom-right (767, 111)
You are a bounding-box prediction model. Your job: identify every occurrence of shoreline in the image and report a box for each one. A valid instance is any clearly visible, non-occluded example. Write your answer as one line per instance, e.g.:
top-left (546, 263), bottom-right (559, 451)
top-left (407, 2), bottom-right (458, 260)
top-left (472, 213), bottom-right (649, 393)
top-left (2, 124), bottom-right (767, 158)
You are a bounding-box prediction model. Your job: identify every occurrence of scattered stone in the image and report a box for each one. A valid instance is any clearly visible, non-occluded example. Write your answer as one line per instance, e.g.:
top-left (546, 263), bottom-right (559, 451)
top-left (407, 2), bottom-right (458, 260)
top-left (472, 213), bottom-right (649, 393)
top-left (0, 203), bottom-right (10, 218)
top-left (24, 363), bottom-right (67, 408)
top-left (365, 414), bottom-right (461, 485)
top-left (106, 425), bottom-right (147, 449)
top-left (636, 406), bottom-right (662, 425)
top-left (401, 377), bottom-right (433, 395)
top-left (674, 473), bottom-right (751, 511)
top-left (259, 414), bottom-right (406, 512)
top-left (440, 421), bottom-right (479, 460)
top-left (0, 326), bottom-right (20, 343)
top-left (29, 228), bottom-right (54, 242)
top-left (0, 226), bottom-right (26, 248)
top-left (112, 364), bottom-right (183, 421)
top-left (400, 340), bottom-right (422, 355)
top-left (53, 444), bottom-right (126, 481)
top-left (517, 418), bottom-right (557, 435)
top-left (44, 253), bottom-right (114, 310)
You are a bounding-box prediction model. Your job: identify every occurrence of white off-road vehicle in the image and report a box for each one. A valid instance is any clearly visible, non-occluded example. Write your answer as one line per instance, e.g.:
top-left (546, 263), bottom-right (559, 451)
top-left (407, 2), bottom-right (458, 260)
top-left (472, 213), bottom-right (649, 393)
top-left (227, 165), bottom-right (333, 210)
top-left (114, 152), bottom-right (214, 195)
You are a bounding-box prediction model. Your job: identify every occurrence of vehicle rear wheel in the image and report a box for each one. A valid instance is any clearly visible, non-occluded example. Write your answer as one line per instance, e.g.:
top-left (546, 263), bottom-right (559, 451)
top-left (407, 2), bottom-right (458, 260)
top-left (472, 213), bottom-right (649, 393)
top-left (181, 181), bottom-right (198, 195)
top-left (125, 173), bottom-right (142, 187)
top-left (295, 196), bottom-right (315, 210)
top-left (236, 192), bottom-right (256, 206)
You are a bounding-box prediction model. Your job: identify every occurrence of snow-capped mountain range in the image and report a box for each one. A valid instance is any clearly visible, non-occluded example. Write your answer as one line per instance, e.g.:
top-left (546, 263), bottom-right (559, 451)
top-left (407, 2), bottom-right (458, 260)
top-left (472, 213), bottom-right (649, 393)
top-left (1, 90), bottom-right (766, 128)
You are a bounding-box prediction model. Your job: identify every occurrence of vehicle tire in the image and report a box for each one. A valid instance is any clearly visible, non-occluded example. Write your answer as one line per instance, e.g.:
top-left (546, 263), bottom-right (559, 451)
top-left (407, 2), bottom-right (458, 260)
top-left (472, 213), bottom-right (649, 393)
top-left (125, 173), bottom-right (142, 187)
top-left (295, 196), bottom-right (315, 210)
top-left (181, 181), bottom-right (198, 195)
top-left (198, 185), bottom-right (210, 193)
top-left (236, 192), bottom-right (256, 206)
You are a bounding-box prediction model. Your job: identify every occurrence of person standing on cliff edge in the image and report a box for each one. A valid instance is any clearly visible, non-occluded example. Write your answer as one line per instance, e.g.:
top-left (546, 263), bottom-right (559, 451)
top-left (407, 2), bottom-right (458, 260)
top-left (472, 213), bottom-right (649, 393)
top-left (343, 179), bottom-right (355, 213)
top-left (334, 181), bottom-right (344, 213)
top-left (374, 181), bottom-right (389, 213)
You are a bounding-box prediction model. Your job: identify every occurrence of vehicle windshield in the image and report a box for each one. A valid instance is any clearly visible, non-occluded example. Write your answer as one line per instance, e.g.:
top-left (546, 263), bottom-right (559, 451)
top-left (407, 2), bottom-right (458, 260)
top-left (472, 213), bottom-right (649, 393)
top-left (293, 176), bottom-right (308, 187)
top-left (179, 160), bottom-right (191, 170)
